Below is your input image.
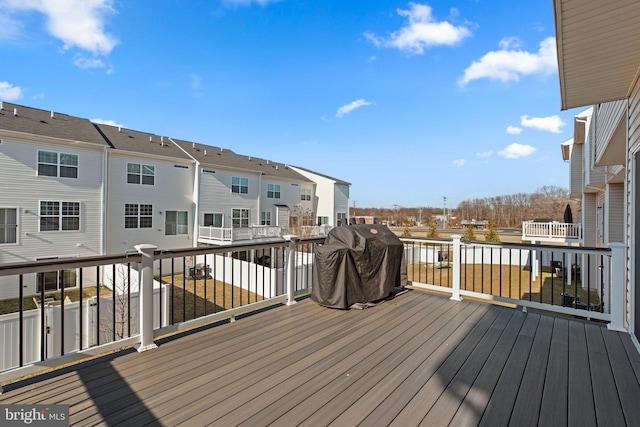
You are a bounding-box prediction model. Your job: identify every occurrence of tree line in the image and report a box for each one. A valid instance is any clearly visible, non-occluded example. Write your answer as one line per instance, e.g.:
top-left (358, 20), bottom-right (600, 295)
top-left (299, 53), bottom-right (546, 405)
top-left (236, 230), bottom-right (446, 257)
top-left (356, 186), bottom-right (578, 228)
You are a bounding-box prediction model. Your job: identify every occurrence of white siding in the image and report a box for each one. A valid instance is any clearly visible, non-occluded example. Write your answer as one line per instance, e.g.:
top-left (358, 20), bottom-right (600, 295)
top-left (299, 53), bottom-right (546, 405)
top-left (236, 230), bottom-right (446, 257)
top-left (197, 168), bottom-right (258, 227)
top-left (260, 180), bottom-right (304, 224)
top-left (290, 167), bottom-right (339, 226)
top-left (0, 137), bottom-right (104, 299)
top-left (334, 184), bottom-right (350, 224)
top-left (106, 153), bottom-right (194, 253)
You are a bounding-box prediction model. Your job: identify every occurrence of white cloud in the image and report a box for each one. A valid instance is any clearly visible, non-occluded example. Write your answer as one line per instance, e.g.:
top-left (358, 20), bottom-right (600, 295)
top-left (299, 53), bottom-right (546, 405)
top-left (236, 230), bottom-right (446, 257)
top-left (73, 55), bottom-right (106, 69)
top-left (91, 118), bottom-right (124, 128)
top-left (520, 114), bottom-right (565, 133)
top-left (452, 159), bottom-right (465, 167)
top-left (336, 99), bottom-right (373, 118)
top-left (364, 3), bottom-right (472, 55)
top-left (223, 0), bottom-right (282, 6)
top-left (459, 36), bottom-right (557, 86)
top-left (0, 81), bottom-right (23, 101)
top-left (499, 143), bottom-right (536, 159)
top-left (506, 125), bottom-right (522, 135)
top-left (2, 0), bottom-right (117, 55)
top-left (498, 36), bottom-right (522, 50)
top-left (476, 151), bottom-right (492, 157)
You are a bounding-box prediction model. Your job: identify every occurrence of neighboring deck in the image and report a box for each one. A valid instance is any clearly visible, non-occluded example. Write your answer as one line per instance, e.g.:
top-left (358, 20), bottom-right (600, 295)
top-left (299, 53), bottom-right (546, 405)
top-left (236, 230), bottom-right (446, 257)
top-left (2, 289), bottom-right (640, 426)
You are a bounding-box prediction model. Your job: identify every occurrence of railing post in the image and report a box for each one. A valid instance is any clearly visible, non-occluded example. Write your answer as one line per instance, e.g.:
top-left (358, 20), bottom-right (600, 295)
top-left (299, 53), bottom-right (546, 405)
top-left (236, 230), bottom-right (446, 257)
top-left (451, 235), bottom-right (462, 301)
top-left (284, 235), bottom-right (298, 305)
top-left (135, 244), bottom-right (158, 352)
top-left (608, 242), bottom-right (626, 332)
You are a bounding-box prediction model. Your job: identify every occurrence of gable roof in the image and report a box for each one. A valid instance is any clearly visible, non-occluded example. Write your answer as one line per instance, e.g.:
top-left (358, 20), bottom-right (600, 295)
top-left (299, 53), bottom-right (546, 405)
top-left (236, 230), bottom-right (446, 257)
top-left (554, 0), bottom-right (640, 110)
top-left (0, 102), bottom-right (110, 147)
top-left (171, 138), bottom-right (312, 182)
top-left (95, 124), bottom-right (193, 161)
top-left (289, 165), bottom-right (351, 186)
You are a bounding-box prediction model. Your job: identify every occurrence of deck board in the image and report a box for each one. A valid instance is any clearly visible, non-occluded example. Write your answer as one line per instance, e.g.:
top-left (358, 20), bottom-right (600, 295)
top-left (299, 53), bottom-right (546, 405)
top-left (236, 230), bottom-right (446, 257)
top-left (1, 289), bottom-right (640, 427)
top-left (567, 319), bottom-right (597, 426)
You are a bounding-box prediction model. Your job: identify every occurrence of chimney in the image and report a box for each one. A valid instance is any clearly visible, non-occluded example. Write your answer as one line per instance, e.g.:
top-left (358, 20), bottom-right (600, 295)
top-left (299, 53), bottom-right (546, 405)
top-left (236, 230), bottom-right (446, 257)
top-left (0, 102), bottom-right (3, 110)
top-left (161, 136), bottom-right (164, 146)
top-left (118, 126), bottom-right (121, 132)
top-left (50, 111), bottom-right (55, 119)
top-left (192, 142), bottom-right (195, 149)
top-left (13, 108), bottom-right (18, 117)
top-left (149, 136), bottom-right (153, 142)
top-left (204, 150), bottom-right (207, 156)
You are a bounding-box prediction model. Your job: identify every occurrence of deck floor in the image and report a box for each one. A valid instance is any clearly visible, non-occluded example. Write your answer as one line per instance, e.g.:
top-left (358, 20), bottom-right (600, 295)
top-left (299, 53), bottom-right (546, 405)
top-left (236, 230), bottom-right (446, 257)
top-left (2, 289), bottom-right (640, 426)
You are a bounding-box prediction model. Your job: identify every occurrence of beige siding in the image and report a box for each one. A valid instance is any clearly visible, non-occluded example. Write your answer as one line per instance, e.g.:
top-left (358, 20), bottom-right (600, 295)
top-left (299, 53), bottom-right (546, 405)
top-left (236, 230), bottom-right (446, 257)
top-left (570, 143), bottom-right (583, 198)
top-left (607, 183), bottom-right (625, 243)
top-left (582, 193), bottom-right (598, 247)
top-left (595, 100), bottom-right (626, 163)
top-left (625, 79), bottom-right (640, 328)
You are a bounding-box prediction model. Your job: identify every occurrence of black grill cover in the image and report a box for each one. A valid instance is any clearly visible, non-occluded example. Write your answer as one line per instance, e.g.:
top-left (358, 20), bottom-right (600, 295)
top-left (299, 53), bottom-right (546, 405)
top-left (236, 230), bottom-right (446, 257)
top-left (311, 224), bottom-right (407, 309)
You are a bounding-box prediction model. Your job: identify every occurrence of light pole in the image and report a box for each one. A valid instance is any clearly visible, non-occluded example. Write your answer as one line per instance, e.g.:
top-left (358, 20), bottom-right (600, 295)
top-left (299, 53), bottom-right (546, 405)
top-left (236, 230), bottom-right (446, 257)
top-left (443, 197), bottom-right (447, 229)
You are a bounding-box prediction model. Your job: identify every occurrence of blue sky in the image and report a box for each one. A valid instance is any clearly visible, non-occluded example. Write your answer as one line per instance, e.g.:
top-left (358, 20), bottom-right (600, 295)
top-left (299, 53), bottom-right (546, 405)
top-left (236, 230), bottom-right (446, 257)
top-left (0, 0), bottom-right (578, 209)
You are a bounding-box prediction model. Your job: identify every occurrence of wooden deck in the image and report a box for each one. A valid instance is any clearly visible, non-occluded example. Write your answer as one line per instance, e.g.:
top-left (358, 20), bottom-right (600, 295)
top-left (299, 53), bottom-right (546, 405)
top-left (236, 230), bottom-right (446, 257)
top-left (2, 289), bottom-right (640, 426)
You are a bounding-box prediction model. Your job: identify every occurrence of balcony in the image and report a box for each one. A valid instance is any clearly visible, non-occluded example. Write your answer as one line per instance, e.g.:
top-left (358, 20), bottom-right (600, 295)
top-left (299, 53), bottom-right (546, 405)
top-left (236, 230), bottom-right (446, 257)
top-left (2, 290), bottom-right (640, 425)
top-left (0, 237), bottom-right (637, 425)
top-left (522, 221), bottom-right (582, 243)
top-left (198, 224), bottom-right (332, 245)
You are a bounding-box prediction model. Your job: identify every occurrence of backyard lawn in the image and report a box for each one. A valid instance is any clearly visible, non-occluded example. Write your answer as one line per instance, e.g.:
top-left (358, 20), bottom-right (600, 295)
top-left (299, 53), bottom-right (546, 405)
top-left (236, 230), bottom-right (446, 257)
top-left (407, 263), bottom-right (601, 309)
top-left (159, 274), bottom-right (262, 323)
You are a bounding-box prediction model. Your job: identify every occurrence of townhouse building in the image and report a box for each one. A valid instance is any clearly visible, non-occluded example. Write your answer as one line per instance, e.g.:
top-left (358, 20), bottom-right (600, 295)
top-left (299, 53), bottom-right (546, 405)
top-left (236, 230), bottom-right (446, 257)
top-left (0, 103), bottom-right (110, 298)
top-left (0, 103), bottom-right (350, 299)
top-left (554, 0), bottom-right (640, 345)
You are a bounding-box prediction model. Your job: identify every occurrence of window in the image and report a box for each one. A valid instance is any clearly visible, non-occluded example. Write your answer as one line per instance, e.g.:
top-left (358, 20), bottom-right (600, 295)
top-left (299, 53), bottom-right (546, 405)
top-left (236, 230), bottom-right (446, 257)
top-left (337, 212), bottom-right (347, 225)
top-left (127, 163), bottom-right (155, 185)
top-left (267, 184), bottom-right (280, 199)
top-left (204, 213), bottom-right (223, 227)
top-left (301, 188), bottom-right (312, 201)
top-left (318, 216), bottom-right (329, 225)
top-left (37, 269), bottom-right (76, 293)
top-left (165, 210), bottom-right (188, 235)
top-left (39, 201), bottom-right (80, 231)
top-left (232, 208), bottom-right (249, 228)
top-left (231, 177), bottom-right (249, 194)
top-left (125, 204), bottom-right (153, 229)
top-left (38, 151), bottom-right (78, 178)
top-left (261, 211), bottom-right (271, 225)
top-left (0, 208), bottom-right (17, 244)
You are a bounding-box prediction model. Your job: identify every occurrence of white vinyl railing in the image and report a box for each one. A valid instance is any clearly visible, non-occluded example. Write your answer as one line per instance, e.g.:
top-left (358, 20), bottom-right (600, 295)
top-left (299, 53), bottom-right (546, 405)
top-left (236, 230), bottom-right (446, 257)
top-left (522, 221), bottom-right (582, 240)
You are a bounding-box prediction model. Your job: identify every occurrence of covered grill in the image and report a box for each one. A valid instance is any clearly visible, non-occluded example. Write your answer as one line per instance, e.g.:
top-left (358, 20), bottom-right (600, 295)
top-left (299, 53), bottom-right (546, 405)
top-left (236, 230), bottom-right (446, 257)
top-left (311, 224), bottom-right (407, 309)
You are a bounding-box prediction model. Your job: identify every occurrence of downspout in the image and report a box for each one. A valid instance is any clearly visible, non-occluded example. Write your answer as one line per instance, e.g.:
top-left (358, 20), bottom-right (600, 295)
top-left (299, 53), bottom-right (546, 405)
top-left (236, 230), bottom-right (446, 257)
top-left (101, 147), bottom-right (109, 255)
top-left (192, 160), bottom-right (200, 247)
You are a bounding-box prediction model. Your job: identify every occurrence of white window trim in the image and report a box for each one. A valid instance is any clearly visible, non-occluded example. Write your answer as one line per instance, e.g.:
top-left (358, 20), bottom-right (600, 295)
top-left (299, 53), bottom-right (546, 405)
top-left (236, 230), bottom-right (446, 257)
top-left (267, 183), bottom-right (281, 199)
top-left (127, 162), bottom-right (155, 185)
top-left (0, 207), bottom-right (19, 245)
top-left (231, 176), bottom-right (249, 194)
top-left (124, 203), bottom-right (154, 229)
top-left (165, 210), bottom-right (189, 236)
top-left (37, 150), bottom-right (78, 179)
top-left (38, 201), bottom-right (81, 233)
